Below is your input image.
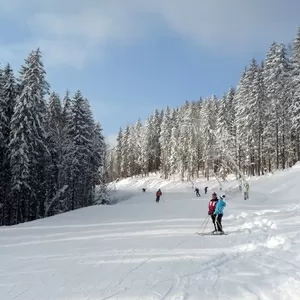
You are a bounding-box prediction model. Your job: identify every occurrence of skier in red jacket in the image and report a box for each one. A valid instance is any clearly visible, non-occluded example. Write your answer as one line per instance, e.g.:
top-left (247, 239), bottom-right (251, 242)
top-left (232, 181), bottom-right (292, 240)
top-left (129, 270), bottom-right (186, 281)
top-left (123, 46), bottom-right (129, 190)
top-left (156, 189), bottom-right (162, 202)
top-left (208, 192), bottom-right (218, 232)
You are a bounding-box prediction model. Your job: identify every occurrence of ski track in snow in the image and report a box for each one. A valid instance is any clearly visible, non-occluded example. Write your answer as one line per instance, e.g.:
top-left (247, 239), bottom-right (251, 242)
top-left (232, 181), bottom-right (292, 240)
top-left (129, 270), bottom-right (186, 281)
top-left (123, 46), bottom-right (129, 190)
top-left (2, 166), bottom-right (300, 299)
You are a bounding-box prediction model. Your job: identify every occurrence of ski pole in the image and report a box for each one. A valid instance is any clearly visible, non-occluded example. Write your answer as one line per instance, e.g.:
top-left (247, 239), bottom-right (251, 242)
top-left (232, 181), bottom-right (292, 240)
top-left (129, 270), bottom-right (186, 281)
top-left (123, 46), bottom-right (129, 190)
top-left (200, 215), bottom-right (209, 229)
top-left (200, 215), bottom-right (210, 234)
top-left (200, 215), bottom-right (209, 230)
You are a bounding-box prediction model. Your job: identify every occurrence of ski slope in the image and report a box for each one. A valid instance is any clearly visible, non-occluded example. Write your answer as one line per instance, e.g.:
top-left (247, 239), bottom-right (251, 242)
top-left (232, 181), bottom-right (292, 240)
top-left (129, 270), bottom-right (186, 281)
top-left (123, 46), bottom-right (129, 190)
top-left (1, 166), bottom-right (300, 299)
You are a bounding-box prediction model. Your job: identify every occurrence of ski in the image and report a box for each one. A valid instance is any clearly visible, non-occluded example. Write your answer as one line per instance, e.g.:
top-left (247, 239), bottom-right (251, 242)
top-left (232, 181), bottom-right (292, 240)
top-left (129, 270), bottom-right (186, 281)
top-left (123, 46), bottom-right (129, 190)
top-left (196, 232), bottom-right (228, 236)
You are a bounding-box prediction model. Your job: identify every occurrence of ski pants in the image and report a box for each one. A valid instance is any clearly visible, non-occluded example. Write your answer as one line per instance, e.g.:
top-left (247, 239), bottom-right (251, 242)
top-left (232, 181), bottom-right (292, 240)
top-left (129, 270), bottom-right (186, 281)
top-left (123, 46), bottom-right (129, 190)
top-left (215, 214), bottom-right (223, 231)
top-left (211, 214), bottom-right (223, 231)
top-left (211, 214), bottom-right (217, 231)
top-left (156, 196), bottom-right (160, 202)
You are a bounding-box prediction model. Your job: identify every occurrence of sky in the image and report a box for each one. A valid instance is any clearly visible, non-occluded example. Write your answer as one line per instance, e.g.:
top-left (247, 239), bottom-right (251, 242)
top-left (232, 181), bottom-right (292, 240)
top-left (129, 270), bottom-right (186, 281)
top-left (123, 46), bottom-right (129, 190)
top-left (0, 0), bottom-right (300, 146)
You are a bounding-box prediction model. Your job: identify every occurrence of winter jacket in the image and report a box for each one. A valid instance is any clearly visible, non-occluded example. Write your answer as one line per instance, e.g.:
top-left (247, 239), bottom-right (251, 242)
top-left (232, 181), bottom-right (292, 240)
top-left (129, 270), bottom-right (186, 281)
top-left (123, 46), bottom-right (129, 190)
top-left (208, 199), bottom-right (218, 215)
top-left (156, 190), bottom-right (162, 197)
top-left (214, 198), bottom-right (226, 215)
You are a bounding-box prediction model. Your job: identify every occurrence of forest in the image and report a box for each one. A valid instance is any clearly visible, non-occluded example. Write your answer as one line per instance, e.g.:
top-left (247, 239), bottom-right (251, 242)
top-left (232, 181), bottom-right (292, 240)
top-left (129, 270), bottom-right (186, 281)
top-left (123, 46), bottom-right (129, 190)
top-left (0, 49), bottom-right (106, 226)
top-left (106, 28), bottom-right (300, 183)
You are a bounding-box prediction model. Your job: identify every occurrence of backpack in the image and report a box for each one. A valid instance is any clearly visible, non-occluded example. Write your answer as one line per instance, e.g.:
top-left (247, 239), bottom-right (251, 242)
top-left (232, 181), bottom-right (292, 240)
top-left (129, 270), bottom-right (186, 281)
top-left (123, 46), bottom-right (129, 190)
top-left (208, 200), bottom-right (217, 215)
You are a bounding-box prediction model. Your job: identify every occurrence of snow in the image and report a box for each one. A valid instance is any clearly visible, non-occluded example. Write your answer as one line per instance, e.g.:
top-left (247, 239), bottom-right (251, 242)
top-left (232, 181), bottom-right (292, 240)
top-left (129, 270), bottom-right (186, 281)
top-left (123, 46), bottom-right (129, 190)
top-left (2, 166), bottom-right (300, 299)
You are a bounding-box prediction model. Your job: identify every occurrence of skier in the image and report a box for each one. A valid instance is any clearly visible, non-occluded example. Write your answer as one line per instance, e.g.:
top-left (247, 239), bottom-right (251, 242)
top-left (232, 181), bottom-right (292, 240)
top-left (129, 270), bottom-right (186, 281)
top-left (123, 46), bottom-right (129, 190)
top-left (213, 195), bottom-right (227, 234)
top-left (156, 189), bottom-right (162, 202)
top-left (208, 192), bottom-right (218, 232)
top-left (195, 187), bottom-right (200, 197)
top-left (204, 186), bottom-right (208, 194)
top-left (244, 183), bottom-right (249, 200)
top-left (142, 188), bottom-right (146, 192)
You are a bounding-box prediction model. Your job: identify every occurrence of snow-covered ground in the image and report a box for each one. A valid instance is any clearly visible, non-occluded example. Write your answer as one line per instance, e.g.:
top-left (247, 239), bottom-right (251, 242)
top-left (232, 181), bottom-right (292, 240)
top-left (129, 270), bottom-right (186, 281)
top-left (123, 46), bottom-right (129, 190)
top-left (1, 166), bottom-right (300, 299)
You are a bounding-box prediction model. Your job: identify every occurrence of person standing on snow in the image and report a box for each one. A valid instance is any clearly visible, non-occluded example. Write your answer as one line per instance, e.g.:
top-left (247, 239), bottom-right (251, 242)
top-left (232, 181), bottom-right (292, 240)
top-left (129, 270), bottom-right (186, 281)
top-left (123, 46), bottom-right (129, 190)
top-left (213, 195), bottom-right (227, 233)
top-left (195, 187), bottom-right (200, 197)
top-left (208, 192), bottom-right (218, 232)
top-left (156, 189), bottom-right (162, 202)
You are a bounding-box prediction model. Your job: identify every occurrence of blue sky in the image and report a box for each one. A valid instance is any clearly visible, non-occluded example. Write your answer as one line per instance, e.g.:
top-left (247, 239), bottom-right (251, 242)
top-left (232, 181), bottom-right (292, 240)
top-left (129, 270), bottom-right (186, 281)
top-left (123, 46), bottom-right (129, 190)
top-left (0, 0), bottom-right (300, 146)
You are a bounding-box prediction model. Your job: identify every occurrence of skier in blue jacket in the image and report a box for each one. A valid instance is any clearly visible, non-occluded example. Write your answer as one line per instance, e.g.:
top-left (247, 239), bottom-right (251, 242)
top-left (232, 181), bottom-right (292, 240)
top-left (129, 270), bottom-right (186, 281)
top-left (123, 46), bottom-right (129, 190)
top-left (213, 195), bottom-right (226, 233)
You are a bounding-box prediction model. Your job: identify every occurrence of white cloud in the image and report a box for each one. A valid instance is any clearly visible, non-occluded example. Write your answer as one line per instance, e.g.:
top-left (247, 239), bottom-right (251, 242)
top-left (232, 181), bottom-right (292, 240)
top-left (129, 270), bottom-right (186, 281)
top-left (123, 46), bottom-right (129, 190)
top-left (0, 0), bottom-right (299, 67)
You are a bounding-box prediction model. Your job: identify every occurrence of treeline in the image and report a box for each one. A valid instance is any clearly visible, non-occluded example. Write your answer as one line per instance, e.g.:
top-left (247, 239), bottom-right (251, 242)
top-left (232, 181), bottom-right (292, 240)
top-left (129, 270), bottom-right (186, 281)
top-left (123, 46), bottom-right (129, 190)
top-left (106, 27), bottom-right (300, 182)
top-left (0, 49), bottom-right (106, 226)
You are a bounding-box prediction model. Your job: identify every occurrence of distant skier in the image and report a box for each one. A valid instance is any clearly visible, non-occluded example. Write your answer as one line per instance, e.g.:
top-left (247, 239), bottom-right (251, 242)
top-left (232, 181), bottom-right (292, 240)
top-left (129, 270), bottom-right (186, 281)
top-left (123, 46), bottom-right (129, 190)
top-left (244, 183), bottom-right (249, 200)
top-left (213, 195), bottom-right (227, 234)
top-left (142, 188), bottom-right (146, 192)
top-left (204, 186), bottom-right (208, 194)
top-left (208, 192), bottom-right (218, 232)
top-left (156, 189), bottom-right (162, 202)
top-left (195, 187), bottom-right (200, 197)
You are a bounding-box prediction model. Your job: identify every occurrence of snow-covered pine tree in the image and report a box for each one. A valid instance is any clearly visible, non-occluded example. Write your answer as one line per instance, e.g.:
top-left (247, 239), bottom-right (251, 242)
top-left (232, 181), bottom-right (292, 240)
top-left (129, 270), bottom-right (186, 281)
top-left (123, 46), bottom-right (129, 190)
top-left (233, 69), bottom-right (247, 174)
top-left (145, 114), bottom-right (156, 173)
top-left (159, 107), bottom-right (172, 179)
top-left (133, 119), bottom-right (143, 176)
top-left (210, 95), bottom-right (219, 173)
top-left (63, 90), bottom-right (94, 210)
top-left (235, 62), bottom-right (254, 175)
top-left (62, 90), bottom-right (72, 125)
top-left (114, 128), bottom-right (123, 179)
top-left (58, 90), bottom-right (74, 211)
top-left (238, 59), bottom-right (263, 175)
top-left (290, 27), bottom-right (300, 163)
top-left (214, 87), bottom-right (239, 179)
top-left (168, 108), bottom-right (179, 178)
top-left (105, 146), bottom-right (116, 182)
top-left (216, 93), bottom-right (229, 171)
top-left (189, 101), bottom-right (201, 179)
top-left (83, 98), bottom-right (99, 204)
top-left (0, 66), bottom-right (6, 222)
top-left (120, 125), bottom-right (130, 178)
top-left (200, 97), bottom-right (217, 180)
top-left (1, 64), bottom-right (16, 143)
top-left (178, 101), bottom-right (196, 180)
top-left (251, 62), bottom-right (267, 175)
top-left (126, 125), bottom-right (136, 177)
top-left (152, 109), bottom-right (162, 172)
top-left (140, 119), bottom-right (151, 177)
top-left (0, 64), bottom-right (17, 225)
top-left (225, 87), bottom-right (237, 168)
top-left (91, 121), bottom-right (106, 203)
top-left (193, 99), bottom-right (204, 177)
top-left (9, 48), bottom-right (50, 224)
top-left (45, 92), bottom-right (64, 216)
top-left (263, 43), bottom-right (291, 170)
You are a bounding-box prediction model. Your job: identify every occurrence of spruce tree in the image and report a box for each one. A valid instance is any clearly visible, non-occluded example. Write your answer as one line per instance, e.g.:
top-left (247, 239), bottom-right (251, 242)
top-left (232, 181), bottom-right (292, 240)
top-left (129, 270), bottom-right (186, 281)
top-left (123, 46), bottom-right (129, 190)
top-left (9, 49), bottom-right (49, 224)
top-left (290, 27), bottom-right (300, 162)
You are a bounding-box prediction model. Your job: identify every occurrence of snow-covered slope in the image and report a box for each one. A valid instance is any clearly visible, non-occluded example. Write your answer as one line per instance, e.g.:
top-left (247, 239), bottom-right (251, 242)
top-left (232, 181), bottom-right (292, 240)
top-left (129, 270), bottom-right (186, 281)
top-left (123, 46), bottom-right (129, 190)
top-left (1, 165), bottom-right (300, 299)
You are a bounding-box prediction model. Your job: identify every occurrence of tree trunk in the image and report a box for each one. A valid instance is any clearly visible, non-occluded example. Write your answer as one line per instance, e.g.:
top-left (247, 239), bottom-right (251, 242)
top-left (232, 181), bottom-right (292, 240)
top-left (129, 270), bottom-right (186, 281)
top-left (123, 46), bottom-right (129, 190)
top-left (282, 133), bottom-right (286, 169)
top-left (258, 128), bottom-right (261, 176)
top-left (297, 132), bottom-right (300, 162)
top-left (276, 123), bottom-right (279, 169)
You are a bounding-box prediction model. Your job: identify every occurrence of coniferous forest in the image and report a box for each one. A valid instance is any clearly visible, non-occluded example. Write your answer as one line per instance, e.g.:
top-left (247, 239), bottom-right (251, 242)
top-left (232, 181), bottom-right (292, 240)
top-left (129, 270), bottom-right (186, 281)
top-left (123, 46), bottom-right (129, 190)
top-left (0, 49), bottom-right (106, 226)
top-left (106, 28), bottom-right (300, 183)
